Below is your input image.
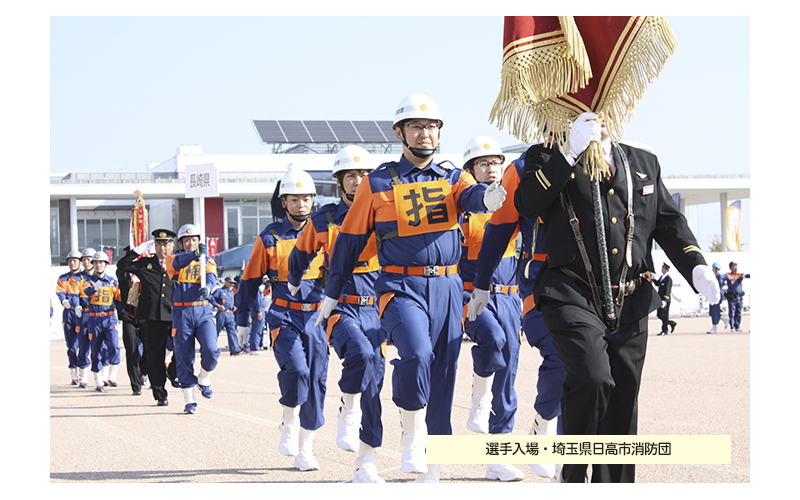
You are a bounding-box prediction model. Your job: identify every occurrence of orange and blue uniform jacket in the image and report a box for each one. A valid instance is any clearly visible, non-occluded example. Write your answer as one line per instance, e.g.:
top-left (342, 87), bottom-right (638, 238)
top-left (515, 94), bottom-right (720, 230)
top-left (237, 216), bottom-right (325, 327)
top-left (324, 155), bottom-right (489, 301)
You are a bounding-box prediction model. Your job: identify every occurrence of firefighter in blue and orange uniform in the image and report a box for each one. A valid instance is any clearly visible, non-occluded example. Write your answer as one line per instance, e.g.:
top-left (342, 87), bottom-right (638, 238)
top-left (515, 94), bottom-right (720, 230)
top-left (210, 276), bottom-right (240, 354)
top-left (70, 247), bottom-right (103, 387)
top-left (458, 136), bottom-right (525, 482)
top-left (288, 145), bottom-right (386, 483)
top-left (248, 279), bottom-right (269, 355)
top-left (167, 223), bottom-right (220, 415)
top-left (236, 169), bottom-right (327, 472)
top-left (56, 250), bottom-right (89, 385)
top-left (467, 148), bottom-right (568, 481)
top-left (77, 252), bottom-right (122, 392)
top-left (316, 94), bottom-right (507, 483)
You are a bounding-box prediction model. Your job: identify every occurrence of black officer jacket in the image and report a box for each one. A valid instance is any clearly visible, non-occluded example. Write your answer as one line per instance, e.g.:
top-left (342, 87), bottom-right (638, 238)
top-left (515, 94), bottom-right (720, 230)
top-left (514, 142), bottom-right (706, 323)
top-left (116, 249), bottom-right (173, 322)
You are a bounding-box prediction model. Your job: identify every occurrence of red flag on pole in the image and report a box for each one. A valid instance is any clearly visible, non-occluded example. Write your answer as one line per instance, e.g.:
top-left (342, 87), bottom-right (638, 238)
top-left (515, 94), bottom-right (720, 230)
top-left (129, 190), bottom-right (148, 250)
top-left (491, 16), bottom-right (677, 181)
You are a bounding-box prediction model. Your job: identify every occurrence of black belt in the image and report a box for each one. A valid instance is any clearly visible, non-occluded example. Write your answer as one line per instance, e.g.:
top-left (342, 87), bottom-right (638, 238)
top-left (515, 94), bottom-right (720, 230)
top-left (562, 268), bottom-right (645, 301)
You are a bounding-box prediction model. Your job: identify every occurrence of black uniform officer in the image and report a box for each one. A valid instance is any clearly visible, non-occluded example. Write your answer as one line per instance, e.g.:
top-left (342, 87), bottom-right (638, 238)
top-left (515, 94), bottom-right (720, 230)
top-left (116, 248), bottom-right (146, 395)
top-left (116, 229), bottom-right (178, 406)
top-left (513, 112), bottom-right (720, 483)
top-left (655, 262), bottom-right (676, 335)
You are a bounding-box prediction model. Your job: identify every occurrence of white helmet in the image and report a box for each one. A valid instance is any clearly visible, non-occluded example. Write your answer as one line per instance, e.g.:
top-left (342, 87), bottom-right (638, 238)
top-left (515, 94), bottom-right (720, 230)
top-left (81, 248), bottom-right (96, 259)
top-left (462, 136), bottom-right (505, 168)
top-left (66, 250), bottom-right (82, 261)
top-left (392, 93), bottom-right (443, 129)
top-left (91, 251), bottom-right (109, 263)
top-left (177, 223), bottom-right (202, 241)
top-left (332, 146), bottom-right (373, 176)
top-left (279, 168), bottom-right (316, 197)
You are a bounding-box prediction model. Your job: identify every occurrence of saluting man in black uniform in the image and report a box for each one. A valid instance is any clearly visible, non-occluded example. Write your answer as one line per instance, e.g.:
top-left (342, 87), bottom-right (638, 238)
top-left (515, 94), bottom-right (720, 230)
top-left (513, 112), bottom-right (720, 483)
top-left (117, 229), bottom-right (178, 407)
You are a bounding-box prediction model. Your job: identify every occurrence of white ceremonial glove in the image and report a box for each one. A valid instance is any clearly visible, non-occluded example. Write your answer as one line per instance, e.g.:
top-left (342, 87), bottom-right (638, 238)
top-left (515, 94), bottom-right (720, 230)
top-left (692, 265), bottom-right (721, 305)
top-left (132, 239), bottom-right (155, 255)
top-left (288, 281), bottom-right (301, 296)
top-left (466, 288), bottom-right (491, 322)
top-left (75, 306), bottom-right (83, 318)
top-left (565, 112), bottom-right (602, 164)
top-left (314, 296), bottom-right (339, 328)
top-left (61, 299), bottom-right (72, 310)
top-left (482, 181), bottom-right (507, 211)
top-left (661, 301), bottom-right (667, 309)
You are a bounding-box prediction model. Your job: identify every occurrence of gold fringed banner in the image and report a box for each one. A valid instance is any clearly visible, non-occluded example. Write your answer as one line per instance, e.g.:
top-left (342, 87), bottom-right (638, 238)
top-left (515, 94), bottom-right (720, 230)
top-left (491, 16), bottom-right (677, 182)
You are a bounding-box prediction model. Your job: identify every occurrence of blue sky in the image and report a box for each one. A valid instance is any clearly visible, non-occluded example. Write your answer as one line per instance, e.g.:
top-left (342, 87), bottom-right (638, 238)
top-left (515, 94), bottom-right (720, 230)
top-left (46, 15), bottom-right (751, 250)
top-left (49, 16), bottom-right (749, 178)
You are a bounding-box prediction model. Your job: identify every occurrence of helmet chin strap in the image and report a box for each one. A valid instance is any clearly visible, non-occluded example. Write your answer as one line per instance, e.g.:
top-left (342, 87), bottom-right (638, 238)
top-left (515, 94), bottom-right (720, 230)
top-left (345, 193), bottom-right (355, 202)
top-left (288, 212), bottom-right (309, 222)
top-left (400, 128), bottom-right (436, 159)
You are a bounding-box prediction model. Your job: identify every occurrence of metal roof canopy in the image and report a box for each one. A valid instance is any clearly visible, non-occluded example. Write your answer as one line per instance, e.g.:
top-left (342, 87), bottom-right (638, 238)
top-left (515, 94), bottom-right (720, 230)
top-left (252, 120), bottom-right (400, 153)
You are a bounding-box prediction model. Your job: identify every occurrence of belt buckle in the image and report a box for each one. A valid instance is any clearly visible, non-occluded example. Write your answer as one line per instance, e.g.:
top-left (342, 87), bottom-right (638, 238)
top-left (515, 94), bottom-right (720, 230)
top-left (491, 284), bottom-right (503, 293)
top-left (423, 265), bottom-right (439, 277)
top-left (300, 303), bottom-right (313, 312)
top-left (358, 296), bottom-right (371, 306)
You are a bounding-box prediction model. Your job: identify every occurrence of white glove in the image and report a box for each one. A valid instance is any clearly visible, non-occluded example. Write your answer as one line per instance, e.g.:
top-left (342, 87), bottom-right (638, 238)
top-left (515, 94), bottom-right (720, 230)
top-left (661, 300), bottom-right (667, 309)
top-left (692, 265), bottom-right (721, 305)
top-left (132, 239), bottom-right (155, 255)
top-left (75, 306), bottom-right (83, 318)
top-left (288, 281), bottom-right (301, 296)
top-left (565, 112), bottom-right (602, 163)
top-left (482, 181), bottom-right (507, 211)
top-left (61, 299), bottom-right (71, 310)
top-left (466, 288), bottom-right (490, 322)
top-left (314, 296), bottom-right (339, 327)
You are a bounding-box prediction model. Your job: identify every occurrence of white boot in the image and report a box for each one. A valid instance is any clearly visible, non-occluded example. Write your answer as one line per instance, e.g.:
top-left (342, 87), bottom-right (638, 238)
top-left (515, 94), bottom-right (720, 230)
top-left (101, 365), bottom-right (110, 385)
top-left (337, 393), bottom-right (362, 452)
top-left (399, 407), bottom-right (428, 474)
top-left (70, 368), bottom-right (78, 385)
top-left (706, 325), bottom-right (718, 334)
top-left (108, 364), bottom-right (119, 386)
top-left (486, 463), bottom-right (524, 482)
top-left (352, 442), bottom-right (385, 483)
top-left (197, 368), bottom-right (213, 398)
top-left (93, 371), bottom-right (104, 391)
top-left (414, 463), bottom-right (441, 483)
top-left (293, 428), bottom-right (320, 471)
top-left (78, 367), bottom-right (88, 387)
top-left (467, 373), bottom-right (494, 434)
top-left (182, 387), bottom-right (197, 414)
top-left (278, 405), bottom-right (301, 456)
top-left (529, 413), bottom-right (559, 479)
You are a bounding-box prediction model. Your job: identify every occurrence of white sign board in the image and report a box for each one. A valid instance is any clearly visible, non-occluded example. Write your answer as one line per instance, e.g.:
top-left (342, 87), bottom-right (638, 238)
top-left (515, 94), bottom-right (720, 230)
top-left (185, 163), bottom-right (218, 198)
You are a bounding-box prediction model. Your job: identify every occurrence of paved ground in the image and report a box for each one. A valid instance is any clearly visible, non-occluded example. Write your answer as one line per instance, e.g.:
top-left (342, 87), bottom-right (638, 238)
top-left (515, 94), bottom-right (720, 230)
top-left (49, 315), bottom-right (749, 484)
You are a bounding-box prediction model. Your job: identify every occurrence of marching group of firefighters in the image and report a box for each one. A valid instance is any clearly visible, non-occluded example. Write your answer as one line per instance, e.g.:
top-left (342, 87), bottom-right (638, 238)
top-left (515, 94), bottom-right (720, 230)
top-left (55, 93), bottom-right (729, 483)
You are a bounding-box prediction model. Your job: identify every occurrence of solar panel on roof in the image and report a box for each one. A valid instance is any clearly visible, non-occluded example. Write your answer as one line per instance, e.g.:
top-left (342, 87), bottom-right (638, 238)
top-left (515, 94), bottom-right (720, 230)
top-left (304, 120), bottom-right (336, 143)
top-left (328, 121), bottom-right (362, 143)
top-left (376, 121), bottom-right (401, 142)
top-left (278, 120), bottom-right (312, 143)
top-left (352, 121), bottom-right (386, 143)
top-left (253, 120), bottom-right (287, 143)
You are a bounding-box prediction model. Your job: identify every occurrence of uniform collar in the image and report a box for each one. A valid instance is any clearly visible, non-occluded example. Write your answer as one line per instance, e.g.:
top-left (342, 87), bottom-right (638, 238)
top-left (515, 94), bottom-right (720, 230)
top-left (335, 198), bottom-right (350, 219)
top-left (397, 153), bottom-right (445, 177)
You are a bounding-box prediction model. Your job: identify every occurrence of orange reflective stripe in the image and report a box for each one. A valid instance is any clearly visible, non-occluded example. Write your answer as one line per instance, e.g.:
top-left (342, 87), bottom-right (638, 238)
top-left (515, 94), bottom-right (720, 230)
top-left (378, 292), bottom-right (395, 320)
top-left (489, 165), bottom-right (522, 225)
top-left (271, 327), bottom-right (280, 344)
top-left (340, 180), bottom-right (376, 234)
top-left (522, 294), bottom-right (536, 318)
top-left (325, 314), bottom-right (340, 341)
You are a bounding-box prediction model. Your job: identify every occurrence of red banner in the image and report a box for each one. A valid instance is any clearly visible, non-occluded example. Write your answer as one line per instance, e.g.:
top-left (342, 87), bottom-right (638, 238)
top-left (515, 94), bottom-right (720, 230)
top-left (207, 237), bottom-right (219, 258)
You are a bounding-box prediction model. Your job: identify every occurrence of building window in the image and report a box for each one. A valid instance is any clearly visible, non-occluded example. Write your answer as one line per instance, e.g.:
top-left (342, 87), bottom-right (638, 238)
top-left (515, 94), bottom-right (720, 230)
top-left (224, 199), bottom-right (272, 248)
top-left (76, 217), bottom-right (130, 262)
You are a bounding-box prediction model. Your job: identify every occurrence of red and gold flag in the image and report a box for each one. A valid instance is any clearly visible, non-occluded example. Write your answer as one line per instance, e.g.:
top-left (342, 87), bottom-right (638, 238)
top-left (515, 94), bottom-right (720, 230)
top-left (491, 16), bottom-right (677, 180)
top-left (129, 190), bottom-right (148, 249)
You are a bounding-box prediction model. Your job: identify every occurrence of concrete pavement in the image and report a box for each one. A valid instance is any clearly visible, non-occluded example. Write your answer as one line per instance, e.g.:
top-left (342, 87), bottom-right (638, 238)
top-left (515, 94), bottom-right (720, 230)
top-left (49, 315), bottom-right (749, 483)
